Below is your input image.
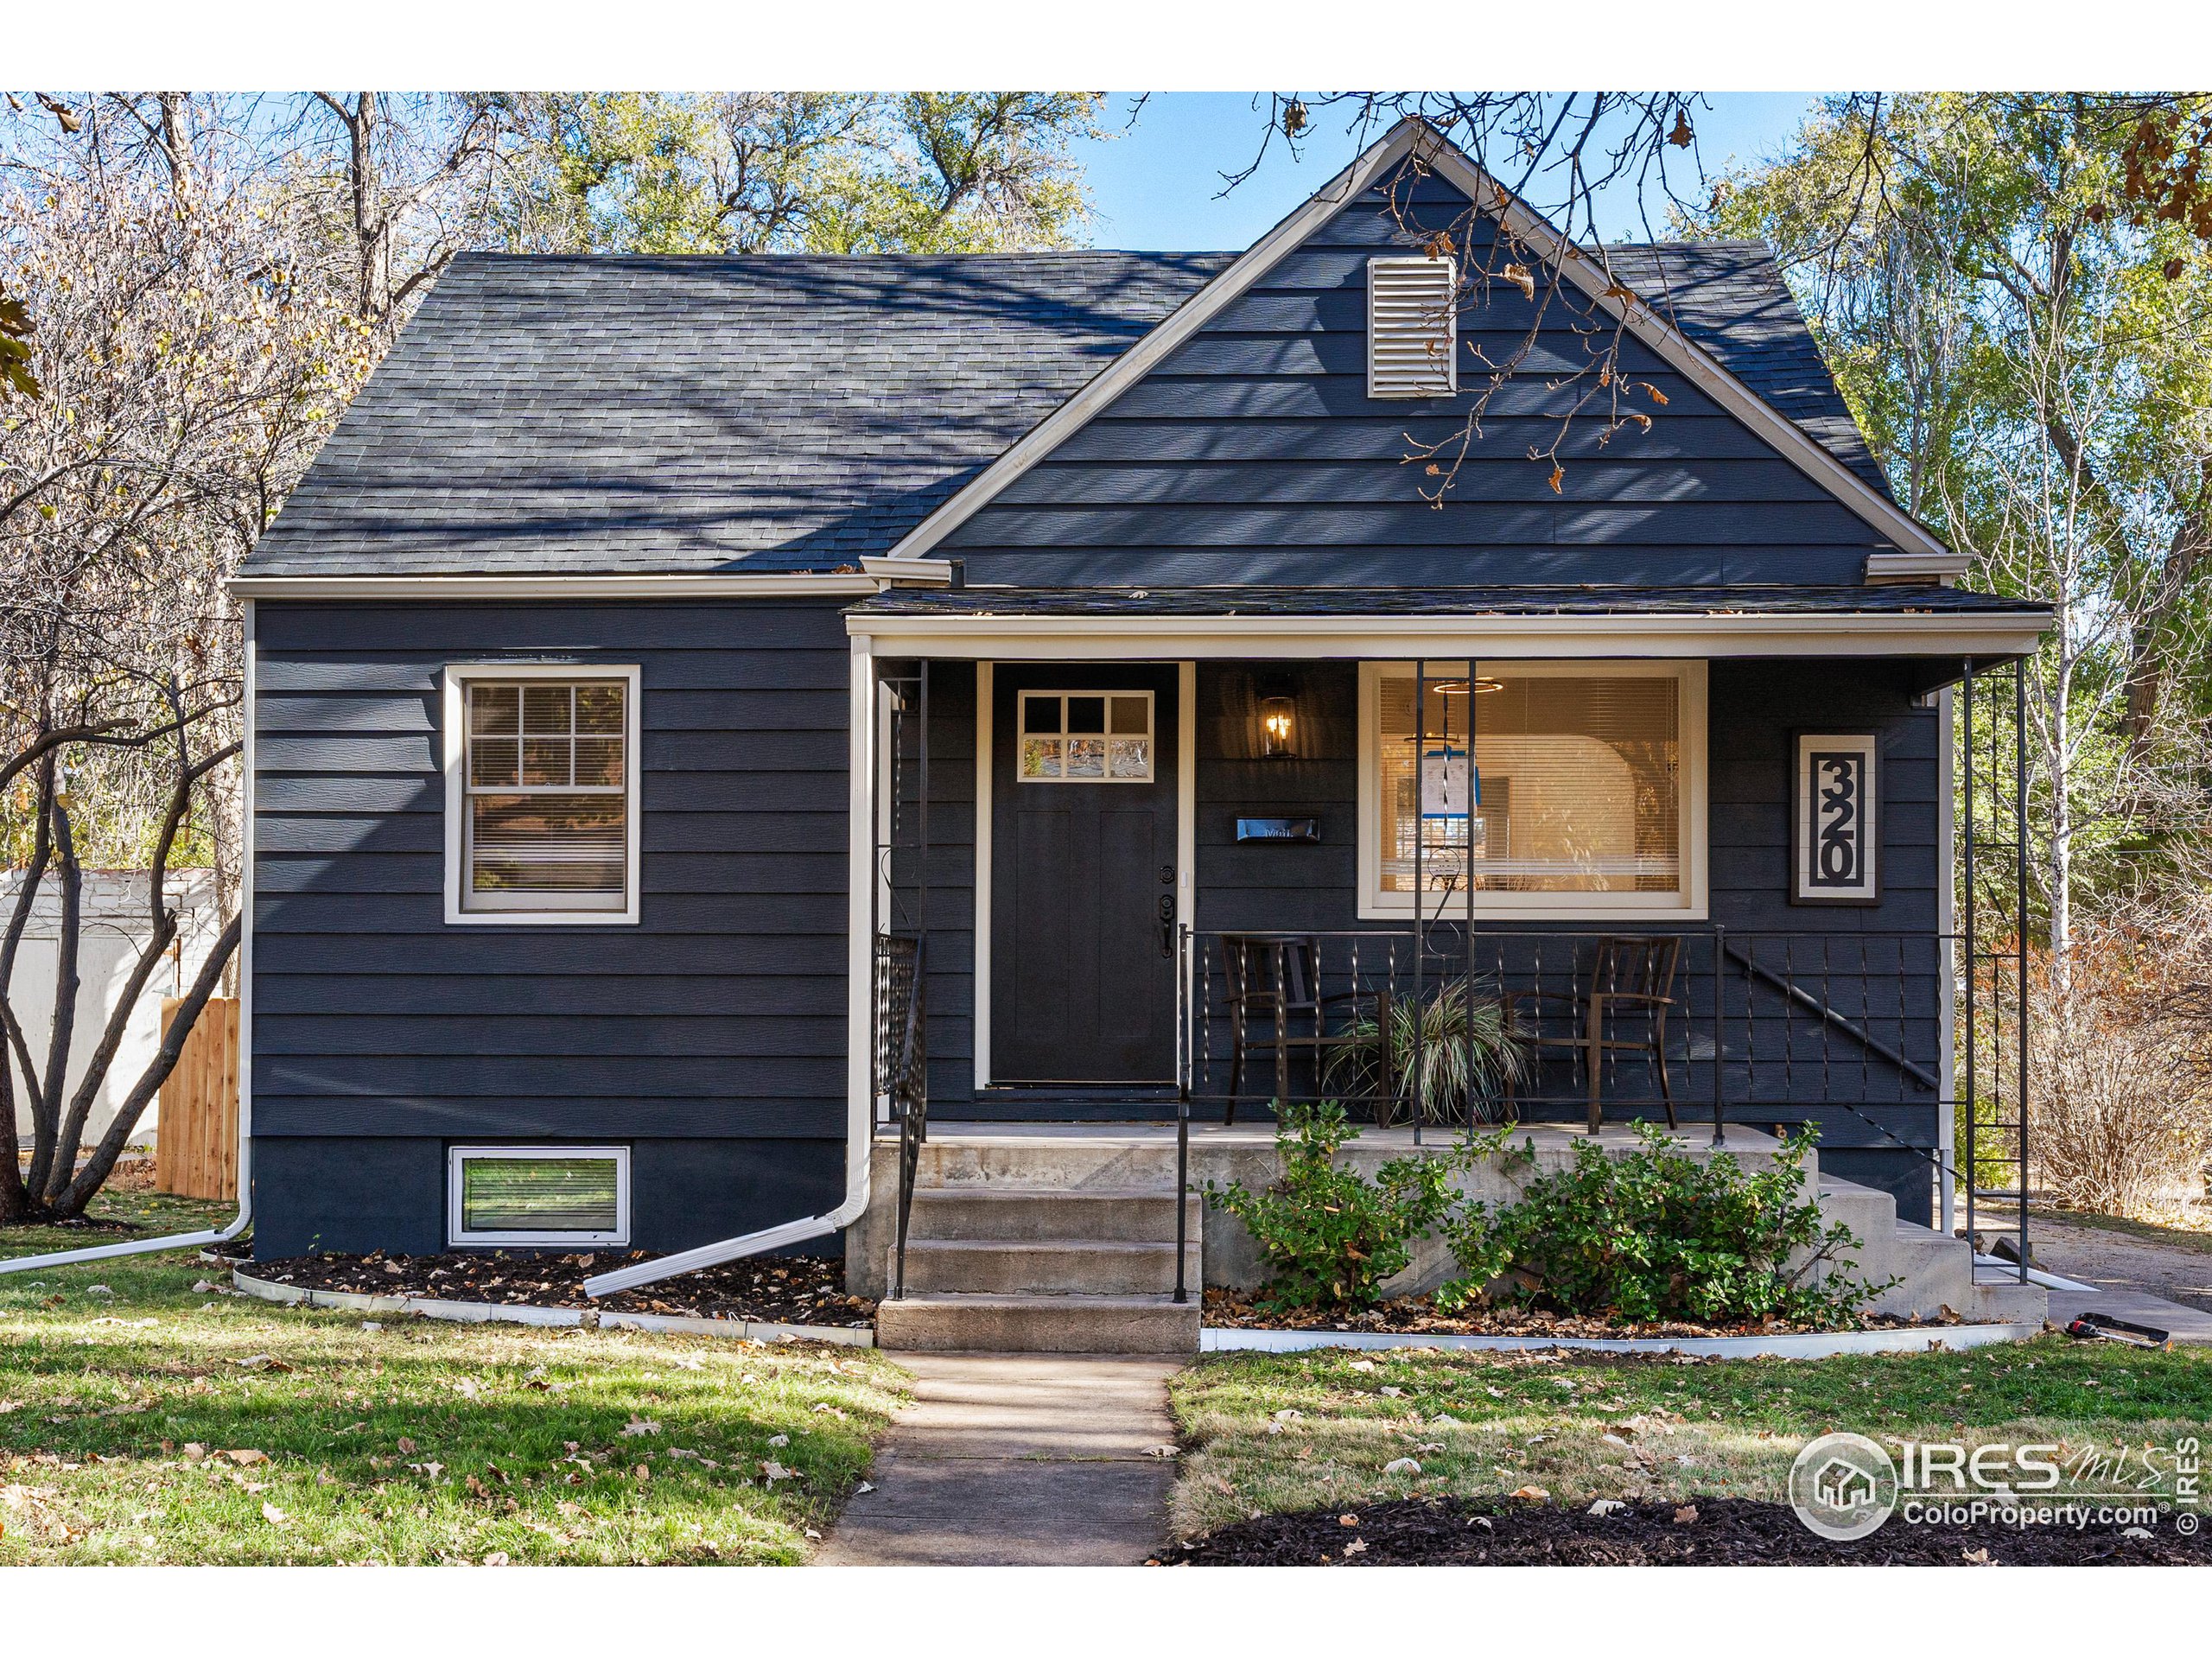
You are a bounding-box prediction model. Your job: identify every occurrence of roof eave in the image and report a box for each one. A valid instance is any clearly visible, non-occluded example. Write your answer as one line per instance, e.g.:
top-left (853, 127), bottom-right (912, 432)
top-left (845, 607), bottom-right (2048, 663)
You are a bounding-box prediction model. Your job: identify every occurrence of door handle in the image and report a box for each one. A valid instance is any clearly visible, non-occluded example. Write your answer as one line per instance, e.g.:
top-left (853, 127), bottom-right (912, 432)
top-left (1159, 894), bottom-right (1175, 958)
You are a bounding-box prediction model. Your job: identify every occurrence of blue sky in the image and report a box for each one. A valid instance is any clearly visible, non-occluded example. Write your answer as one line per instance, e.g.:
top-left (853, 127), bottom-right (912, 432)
top-left (1074, 93), bottom-right (1823, 251)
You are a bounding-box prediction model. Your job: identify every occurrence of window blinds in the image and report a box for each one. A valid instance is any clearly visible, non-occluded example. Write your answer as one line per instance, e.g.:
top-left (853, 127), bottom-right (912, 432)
top-left (1378, 670), bottom-right (1681, 895)
top-left (464, 680), bottom-right (629, 908)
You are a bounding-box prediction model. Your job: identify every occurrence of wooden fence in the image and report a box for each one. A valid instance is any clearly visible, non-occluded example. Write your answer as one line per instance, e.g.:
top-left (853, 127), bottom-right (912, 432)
top-left (154, 996), bottom-right (238, 1200)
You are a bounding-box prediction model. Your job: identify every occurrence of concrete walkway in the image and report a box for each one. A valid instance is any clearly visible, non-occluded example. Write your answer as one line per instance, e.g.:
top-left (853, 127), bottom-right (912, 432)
top-left (816, 1352), bottom-right (1184, 1566)
top-left (2005, 1213), bottom-right (2212, 1344)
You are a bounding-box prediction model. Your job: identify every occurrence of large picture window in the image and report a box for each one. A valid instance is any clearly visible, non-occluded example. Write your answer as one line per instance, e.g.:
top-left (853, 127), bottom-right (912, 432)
top-left (443, 664), bottom-right (640, 923)
top-left (1358, 661), bottom-right (1704, 918)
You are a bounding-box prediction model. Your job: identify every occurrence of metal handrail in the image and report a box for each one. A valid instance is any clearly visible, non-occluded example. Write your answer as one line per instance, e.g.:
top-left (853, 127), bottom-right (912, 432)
top-left (1174, 925), bottom-right (1190, 1305)
top-left (1723, 939), bottom-right (1941, 1092)
top-left (875, 933), bottom-right (927, 1301)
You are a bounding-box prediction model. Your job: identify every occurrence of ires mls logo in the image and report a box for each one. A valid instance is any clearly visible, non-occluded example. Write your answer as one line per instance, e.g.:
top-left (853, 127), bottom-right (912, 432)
top-left (1792, 731), bottom-right (1880, 906)
top-left (1789, 1433), bottom-right (1899, 1541)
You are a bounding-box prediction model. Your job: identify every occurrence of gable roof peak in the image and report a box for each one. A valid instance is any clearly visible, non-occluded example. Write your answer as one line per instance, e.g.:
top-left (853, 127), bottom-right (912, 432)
top-left (875, 118), bottom-right (1956, 576)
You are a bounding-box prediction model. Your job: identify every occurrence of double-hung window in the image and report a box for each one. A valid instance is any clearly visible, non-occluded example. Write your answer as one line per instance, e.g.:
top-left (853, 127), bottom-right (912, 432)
top-left (1357, 660), bottom-right (1705, 919)
top-left (443, 664), bottom-right (640, 923)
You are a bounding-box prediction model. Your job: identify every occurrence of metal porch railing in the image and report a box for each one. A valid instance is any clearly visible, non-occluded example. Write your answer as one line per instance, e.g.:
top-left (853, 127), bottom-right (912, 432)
top-left (1167, 922), bottom-right (2023, 1299)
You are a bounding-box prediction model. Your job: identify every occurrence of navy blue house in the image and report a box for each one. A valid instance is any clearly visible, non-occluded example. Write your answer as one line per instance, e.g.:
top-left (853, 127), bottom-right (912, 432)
top-left (233, 121), bottom-right (2048, 1271)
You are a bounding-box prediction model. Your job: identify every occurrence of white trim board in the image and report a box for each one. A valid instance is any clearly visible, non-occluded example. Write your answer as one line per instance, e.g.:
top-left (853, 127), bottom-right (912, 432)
top-left (970, 662), bottom-right (995, 1095)
top-left (844, 610), bottom-right (2047, 663)
top-left (849, 635), bottom-right (879, 1160)
top-left (231, 573), bottom-right (884, 600)
top-left (875, 116), bottom-right (1961, 582)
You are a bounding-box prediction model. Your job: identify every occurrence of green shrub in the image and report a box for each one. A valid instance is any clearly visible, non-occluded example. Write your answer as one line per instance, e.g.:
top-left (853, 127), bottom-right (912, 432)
top-left (1439, 1124), bottom-right (1885, 1326)
top-left (1323, 977), bottom-right (1523, 1125)
top-left (1204, 1102), bottom-right (1456, 1313)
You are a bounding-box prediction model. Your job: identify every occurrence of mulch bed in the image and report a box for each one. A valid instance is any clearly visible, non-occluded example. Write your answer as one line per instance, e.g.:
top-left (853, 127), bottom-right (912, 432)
top-left (1160, 1496), bottom-right (2212, 1566)
top-left (1201, 1288), bottom-right (1965, 1340)
top-left (245, 1249), bottom-right (875, 1328)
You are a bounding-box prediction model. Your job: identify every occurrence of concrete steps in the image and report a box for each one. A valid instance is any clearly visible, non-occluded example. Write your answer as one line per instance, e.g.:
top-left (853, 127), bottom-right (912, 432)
top-left (1815, 1179), bottom-right (2049, 1325)
top-left (896, 1238), bottom-right (1202, 1296)
top-left (874, 1293), bottom-right (1202, 1355)
top-left (903, 1187), bottom-right (1198, 1242)
top-left (872, 1151), bottom-right (1204, 1353)
top-left (849, 1128), bottom-right (2045, 1351)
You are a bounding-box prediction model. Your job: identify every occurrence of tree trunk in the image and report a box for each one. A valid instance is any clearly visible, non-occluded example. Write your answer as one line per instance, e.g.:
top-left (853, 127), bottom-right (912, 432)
top-left (26, 795), bottom-right (83, 1202)
top-left (54, 915), bottom-right (241, 1218)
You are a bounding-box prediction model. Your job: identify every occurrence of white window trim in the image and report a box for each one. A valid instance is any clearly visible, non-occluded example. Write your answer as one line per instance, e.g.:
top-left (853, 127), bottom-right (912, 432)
top-left (447, 1145), bottom-right (632, 1248)
top-left (1356, 659), bottom-right (1707, 921)
top-left (442, 662), bottom-right (642, 925)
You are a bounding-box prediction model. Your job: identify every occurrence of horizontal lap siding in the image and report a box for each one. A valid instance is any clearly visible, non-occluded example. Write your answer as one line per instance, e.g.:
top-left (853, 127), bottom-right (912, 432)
top-left (943, 180), bottom-right (1888, 588)
top-left (251, 599), bottom-right (850, 1143)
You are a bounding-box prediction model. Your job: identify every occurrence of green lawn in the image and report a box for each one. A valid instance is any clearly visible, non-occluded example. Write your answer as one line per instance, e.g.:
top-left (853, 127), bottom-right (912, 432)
top-left (1168, 1338), bottom-right (2212, 1540)
top-left (0, 1248), bottom-right (908, 1564)
top-left (0, 1184), bottom-right (235, 1265)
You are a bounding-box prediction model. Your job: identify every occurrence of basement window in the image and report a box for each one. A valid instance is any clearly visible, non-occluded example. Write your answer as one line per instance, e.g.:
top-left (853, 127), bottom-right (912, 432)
top-left (1367, 256), bottom-right (1458, 398)
top-left (448, 1147), bottom-right (631, 1247)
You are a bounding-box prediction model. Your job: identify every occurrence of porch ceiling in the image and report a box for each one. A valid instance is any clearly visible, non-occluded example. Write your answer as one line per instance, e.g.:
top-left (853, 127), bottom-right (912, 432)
top-left (844, 583), bottom-right (2051, 664)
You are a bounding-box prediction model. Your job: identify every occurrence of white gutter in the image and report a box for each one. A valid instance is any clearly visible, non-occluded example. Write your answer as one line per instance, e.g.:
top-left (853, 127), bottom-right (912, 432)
top-left (1, 601), bottom-right (258, 1276)
top-left (583, 631), bottom-right (879, 1300)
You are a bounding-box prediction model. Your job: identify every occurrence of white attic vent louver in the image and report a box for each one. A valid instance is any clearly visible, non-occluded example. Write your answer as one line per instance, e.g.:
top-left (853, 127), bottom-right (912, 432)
top-left (1366, 256), bottom-right (1459, 399)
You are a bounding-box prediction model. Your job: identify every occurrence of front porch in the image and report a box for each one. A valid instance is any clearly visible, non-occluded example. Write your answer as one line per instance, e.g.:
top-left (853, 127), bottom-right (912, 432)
top-left (845, 1122), bottom-right (2045, 1352)
top-left (844, 584), bottom-right (2046, 1351)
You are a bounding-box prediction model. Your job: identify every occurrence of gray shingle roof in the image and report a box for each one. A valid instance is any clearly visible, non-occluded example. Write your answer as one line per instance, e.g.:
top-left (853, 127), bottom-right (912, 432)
top-left (246, 251), bottom-right (1234, 577)
top-left (242, 241), bottom-right (1892, 579)
top-left (1601, 241), bottom-right (1893, 500)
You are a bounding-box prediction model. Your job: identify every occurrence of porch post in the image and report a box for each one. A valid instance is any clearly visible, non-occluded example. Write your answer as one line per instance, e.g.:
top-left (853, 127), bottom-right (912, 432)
top-left (1936, 683), bottom-right (1957, 1234)
top-left (1413, 658), bottom-right (1425, 1145)
top-left (919, 658), bottom-right (931, 1054)
top-left (1465, 657), bottom-right (1476, 1142)
top-left (2013, 658), bottom-right (2030, 1282)
top-left (1961, 657), bottom-right (1976, 1252)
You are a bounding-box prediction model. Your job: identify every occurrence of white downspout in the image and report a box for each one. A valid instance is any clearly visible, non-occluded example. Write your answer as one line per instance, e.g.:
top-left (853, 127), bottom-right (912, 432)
top-left (2, 600), bottom-right (258, 1275)
top-left (1936, 682), bottom-right (1957, 1235)
top-left (585, 632), bottom-right (878, 1299)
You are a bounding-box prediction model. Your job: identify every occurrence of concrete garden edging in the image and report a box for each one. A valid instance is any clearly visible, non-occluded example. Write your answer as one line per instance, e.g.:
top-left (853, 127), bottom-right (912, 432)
top-left (229, 1267), bottom-right (874, 1346)
top-left (1200, 1322), bottom-right (2045, 1359)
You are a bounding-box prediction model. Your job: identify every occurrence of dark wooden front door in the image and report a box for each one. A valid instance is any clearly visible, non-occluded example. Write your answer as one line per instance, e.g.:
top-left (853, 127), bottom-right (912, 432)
top-left (990, 665), bottom-right (1179, 1084)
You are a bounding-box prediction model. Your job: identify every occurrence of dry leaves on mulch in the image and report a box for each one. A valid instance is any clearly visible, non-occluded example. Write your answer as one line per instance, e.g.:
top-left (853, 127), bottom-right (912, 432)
top-left (247, 1250), bottom-right (874, 1327)
top-left (1198, 1288), bottom-right (1961, 1340)
top-left (1160, 1497), bottom-right (2212, 1566)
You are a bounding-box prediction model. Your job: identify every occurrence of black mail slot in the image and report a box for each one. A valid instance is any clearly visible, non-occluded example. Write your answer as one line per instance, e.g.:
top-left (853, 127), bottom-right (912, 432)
top-left (1236, 817), bottom-right (1319, 843)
